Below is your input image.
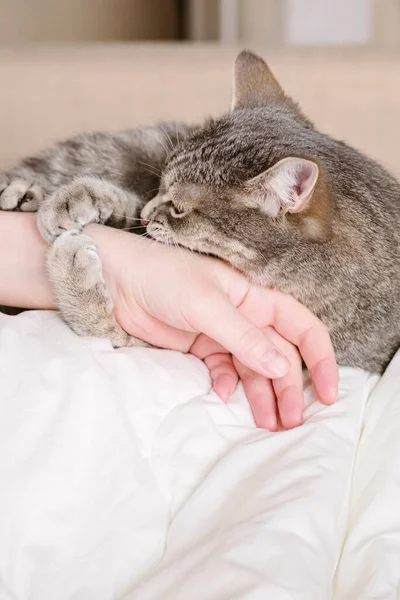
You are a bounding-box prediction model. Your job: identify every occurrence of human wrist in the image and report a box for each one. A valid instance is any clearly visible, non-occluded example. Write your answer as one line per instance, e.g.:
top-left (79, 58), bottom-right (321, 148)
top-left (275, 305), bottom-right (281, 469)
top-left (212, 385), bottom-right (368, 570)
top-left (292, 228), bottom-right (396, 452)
top-left (0, 211), bottom-right (56, 309)
top-left (84, 223), bottom-right (148, 313)
top-left (0, 213), bottom-right (146, 313)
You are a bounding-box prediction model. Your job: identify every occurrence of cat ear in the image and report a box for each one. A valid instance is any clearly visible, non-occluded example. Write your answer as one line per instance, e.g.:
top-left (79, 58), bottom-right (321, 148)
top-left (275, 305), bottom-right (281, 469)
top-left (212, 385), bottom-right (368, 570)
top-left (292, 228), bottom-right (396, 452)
top-left (231, 50), bottom-right (286, 110)
top-left (245, 157), bottom-right (319, 216)
top-left (245, 157), bottom-right (332, 240)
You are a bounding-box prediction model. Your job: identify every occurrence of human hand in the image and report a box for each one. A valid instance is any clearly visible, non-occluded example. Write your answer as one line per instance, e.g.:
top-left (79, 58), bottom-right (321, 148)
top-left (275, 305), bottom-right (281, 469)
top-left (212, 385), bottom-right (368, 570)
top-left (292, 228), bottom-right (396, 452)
top-left (87, 224), bottom-right (338, 430)
top-left (0, 212), bottom-right (337, 429)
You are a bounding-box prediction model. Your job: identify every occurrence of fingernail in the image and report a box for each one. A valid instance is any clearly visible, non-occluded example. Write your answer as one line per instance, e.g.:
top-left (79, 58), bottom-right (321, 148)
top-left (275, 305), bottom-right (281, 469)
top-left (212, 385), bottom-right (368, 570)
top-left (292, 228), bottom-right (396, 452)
top-left (213, 383), bottom-right (231, 403)
top-left (285, 416), bottom-right (303, 430)
top-left (266, 420), bottom-right (278, 432)
top-left (326, 385), bottom-right (338, 405)
top-left (260, 349), bottom-right (289, 377)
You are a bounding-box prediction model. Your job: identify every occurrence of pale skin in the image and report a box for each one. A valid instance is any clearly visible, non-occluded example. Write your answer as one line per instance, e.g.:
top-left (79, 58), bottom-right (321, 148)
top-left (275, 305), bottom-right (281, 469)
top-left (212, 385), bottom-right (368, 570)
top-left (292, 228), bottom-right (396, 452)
top-left (0, 212), bottom-right (338, 430)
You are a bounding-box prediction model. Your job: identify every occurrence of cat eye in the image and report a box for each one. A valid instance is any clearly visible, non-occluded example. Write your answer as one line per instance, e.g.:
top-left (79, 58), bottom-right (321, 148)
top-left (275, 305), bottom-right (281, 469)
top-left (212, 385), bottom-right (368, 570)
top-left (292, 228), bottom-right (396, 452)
top-left (169, 202), bottom-right (187, 217)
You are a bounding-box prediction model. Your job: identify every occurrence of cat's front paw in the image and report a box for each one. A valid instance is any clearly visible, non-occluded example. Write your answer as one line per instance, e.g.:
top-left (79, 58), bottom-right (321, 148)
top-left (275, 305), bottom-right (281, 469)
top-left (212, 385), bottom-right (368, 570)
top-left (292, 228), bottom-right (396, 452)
top-left (0, 175), bottom-right (43, 211)
top-left (49, 230), bottom-right (104, 289)
top-left (48, 231), bottom-right (149, 349)
top-left (38, 177), bottom-right (115, 243)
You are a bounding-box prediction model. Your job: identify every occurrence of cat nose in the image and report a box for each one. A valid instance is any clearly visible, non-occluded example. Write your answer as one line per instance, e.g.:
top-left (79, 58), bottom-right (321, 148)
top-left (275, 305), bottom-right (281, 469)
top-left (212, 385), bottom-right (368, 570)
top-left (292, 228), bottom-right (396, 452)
top-left (141, 219), bottom-right (149, 227)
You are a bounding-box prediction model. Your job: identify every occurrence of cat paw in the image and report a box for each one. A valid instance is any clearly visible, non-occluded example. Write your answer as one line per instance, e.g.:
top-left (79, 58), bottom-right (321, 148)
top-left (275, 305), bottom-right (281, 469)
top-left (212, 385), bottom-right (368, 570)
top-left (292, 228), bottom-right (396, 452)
top-left (0, 175), bottom-right (43, 211)
top-left (38, 177), bottom-right (115, 243)
top-left (49, 231), bottom-right (105, 289)
top-left (48, 231), bottom-right (149, 348)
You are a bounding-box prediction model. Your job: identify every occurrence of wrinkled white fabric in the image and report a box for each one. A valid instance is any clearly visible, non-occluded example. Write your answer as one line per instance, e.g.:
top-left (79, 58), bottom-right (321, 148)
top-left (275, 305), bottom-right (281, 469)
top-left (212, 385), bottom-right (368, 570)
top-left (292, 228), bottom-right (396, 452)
top-left (0, 311), bottom-right (397, 600)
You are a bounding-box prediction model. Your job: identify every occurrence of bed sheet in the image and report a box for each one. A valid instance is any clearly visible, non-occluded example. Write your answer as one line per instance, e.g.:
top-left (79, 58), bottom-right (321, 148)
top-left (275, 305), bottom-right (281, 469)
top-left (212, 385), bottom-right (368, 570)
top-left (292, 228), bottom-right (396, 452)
top-left (0, 311), bottom-right (398, 600)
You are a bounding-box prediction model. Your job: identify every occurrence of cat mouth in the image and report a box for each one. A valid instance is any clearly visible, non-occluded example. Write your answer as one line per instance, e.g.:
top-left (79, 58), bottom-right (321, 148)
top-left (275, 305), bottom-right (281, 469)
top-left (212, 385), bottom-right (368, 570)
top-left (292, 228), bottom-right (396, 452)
top-left (146, 221), bottom-right (173, 244)
top-left (145, 222), bottom-right (221, 260)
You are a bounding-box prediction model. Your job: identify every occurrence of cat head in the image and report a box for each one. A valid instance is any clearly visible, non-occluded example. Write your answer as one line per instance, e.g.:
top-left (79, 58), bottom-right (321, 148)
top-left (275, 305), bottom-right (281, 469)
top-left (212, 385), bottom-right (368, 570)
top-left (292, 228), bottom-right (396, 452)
top-left (141, 50), bottom-right (334, 274)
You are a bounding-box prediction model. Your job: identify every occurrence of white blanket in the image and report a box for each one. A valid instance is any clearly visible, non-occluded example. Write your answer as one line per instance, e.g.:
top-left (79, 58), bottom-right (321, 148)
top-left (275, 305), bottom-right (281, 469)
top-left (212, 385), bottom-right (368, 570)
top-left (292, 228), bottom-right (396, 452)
top-left (0, 311), bottom-right (399, 600)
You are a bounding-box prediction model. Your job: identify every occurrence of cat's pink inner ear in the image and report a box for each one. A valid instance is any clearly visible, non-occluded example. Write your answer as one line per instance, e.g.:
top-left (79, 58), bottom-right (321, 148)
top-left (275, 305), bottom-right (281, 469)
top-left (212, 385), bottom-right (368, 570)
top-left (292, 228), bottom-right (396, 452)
top-left (266, 157), bottom-right (319, 214)
top-left (244, 157), bottom-right (319, 217)
top-left (288, 159), bottom-right (319, 213)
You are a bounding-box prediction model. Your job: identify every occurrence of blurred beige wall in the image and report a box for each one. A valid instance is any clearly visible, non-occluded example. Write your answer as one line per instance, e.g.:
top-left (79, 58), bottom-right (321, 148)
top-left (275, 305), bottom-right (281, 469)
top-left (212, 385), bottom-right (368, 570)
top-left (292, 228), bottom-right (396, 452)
top-left (1, 0), bottom-right (398, 46)
top-left (1, 45), bottom-right (399, 176)
top-left (375, 0), bottom-right (400, 47)
top-left (188, 0), bottom-right (400, 46)
top-left (240, 0), bottom-right (283, 45)
top-left (0, 0), bottom-right (178, 43)
top-left (185, 0), bottom-right (219, 41)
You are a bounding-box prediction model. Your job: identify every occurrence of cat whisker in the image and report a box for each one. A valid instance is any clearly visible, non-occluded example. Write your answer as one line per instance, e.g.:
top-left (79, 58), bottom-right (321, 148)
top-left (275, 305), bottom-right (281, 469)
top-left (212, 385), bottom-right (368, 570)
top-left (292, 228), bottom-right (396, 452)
top-left (170, 238), bottom-right (191, 270)
top-left (112, 214), bottom-right (143, 221)
top-left (111, 214), bottom-right (157, 225)
top-left (141, 235), bottom-right (160, 255)
top-left (160, 138), bottom-right (174, 155)
top-left (138, 160), bottom-right (162, 173)
top-left (138, 161), bottom-right (162, 178)
top-left (161, 126), bottom-right (174, 151)
top-left (145, 187), bottom-right (162, 196)
top-left (175, 123), bottom-right (180, 145)
top-left (121, 225), bottom-right (147, 231)
top-left (141, 168), bottom-right (162, 179)
top-left (155, 140), bottom-right (171, 157)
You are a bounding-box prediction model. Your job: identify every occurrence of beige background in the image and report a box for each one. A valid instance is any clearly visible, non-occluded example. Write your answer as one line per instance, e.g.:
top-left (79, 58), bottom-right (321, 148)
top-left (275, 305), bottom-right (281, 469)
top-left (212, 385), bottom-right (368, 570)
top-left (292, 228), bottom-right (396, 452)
top-left (189, 0), bottom-right (400, 46)
top-left (0, 0), bottom-right (179, 43)
top-left (0, 0), bottom-right (399, 45)
top-left (0, 45), bottom-right (399, 179)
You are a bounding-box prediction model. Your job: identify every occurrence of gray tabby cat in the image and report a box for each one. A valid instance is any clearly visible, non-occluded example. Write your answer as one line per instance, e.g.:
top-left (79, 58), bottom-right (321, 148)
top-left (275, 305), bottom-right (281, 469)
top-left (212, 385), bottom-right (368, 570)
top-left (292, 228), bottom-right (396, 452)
top-left (0, 123), bottom-right (192, 346)
top-left (1, 51), bottom-right (399, 372)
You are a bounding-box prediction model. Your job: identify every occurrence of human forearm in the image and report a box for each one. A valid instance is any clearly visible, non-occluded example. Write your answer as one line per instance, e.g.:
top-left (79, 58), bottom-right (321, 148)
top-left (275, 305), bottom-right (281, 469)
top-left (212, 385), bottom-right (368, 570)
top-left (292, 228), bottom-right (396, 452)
top-left (0, 212), bottom-right (140, 311)
top-left (0, 212), bottom-right (56, 309)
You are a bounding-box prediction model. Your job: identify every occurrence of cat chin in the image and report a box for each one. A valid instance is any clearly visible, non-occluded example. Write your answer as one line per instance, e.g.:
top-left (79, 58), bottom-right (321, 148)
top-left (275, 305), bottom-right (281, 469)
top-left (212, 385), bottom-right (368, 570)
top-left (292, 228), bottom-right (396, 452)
top-left (146, 225), bottom-right (173, 245)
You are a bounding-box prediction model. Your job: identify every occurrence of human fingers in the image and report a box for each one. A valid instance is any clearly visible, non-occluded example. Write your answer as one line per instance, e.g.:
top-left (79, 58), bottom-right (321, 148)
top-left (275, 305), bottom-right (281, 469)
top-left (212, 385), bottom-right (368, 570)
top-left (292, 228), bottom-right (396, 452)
top-left (233, 357), bottom-right (278, 431)
top-left (204, 352), bottom-right (239, 403)
top-left (265, 327), bottom-right (304, 429)
top-left (186, 290), bottom-right (290, 379)
top-left (235, 287), bottom-right (338, 405)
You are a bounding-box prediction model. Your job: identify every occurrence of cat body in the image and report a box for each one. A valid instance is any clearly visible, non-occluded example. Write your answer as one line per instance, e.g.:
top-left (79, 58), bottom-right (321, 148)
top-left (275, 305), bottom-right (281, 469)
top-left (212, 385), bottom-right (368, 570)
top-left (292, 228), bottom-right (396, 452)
top-left (0, 123), bottom-right (192, 346)
top-left (143, 106), bottom-right (400, 372)
top-left (0, 51), bottom-right (399, 371)
top-left (142, 52), bottom-right (400, 372)
top-left (0, 124), bottom-right (190, 221)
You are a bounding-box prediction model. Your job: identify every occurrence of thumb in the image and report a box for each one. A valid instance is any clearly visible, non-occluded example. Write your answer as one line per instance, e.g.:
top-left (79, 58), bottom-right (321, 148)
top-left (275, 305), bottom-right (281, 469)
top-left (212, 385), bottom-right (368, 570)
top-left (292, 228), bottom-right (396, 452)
top-left (188, 292), bottom-right (290, 379)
